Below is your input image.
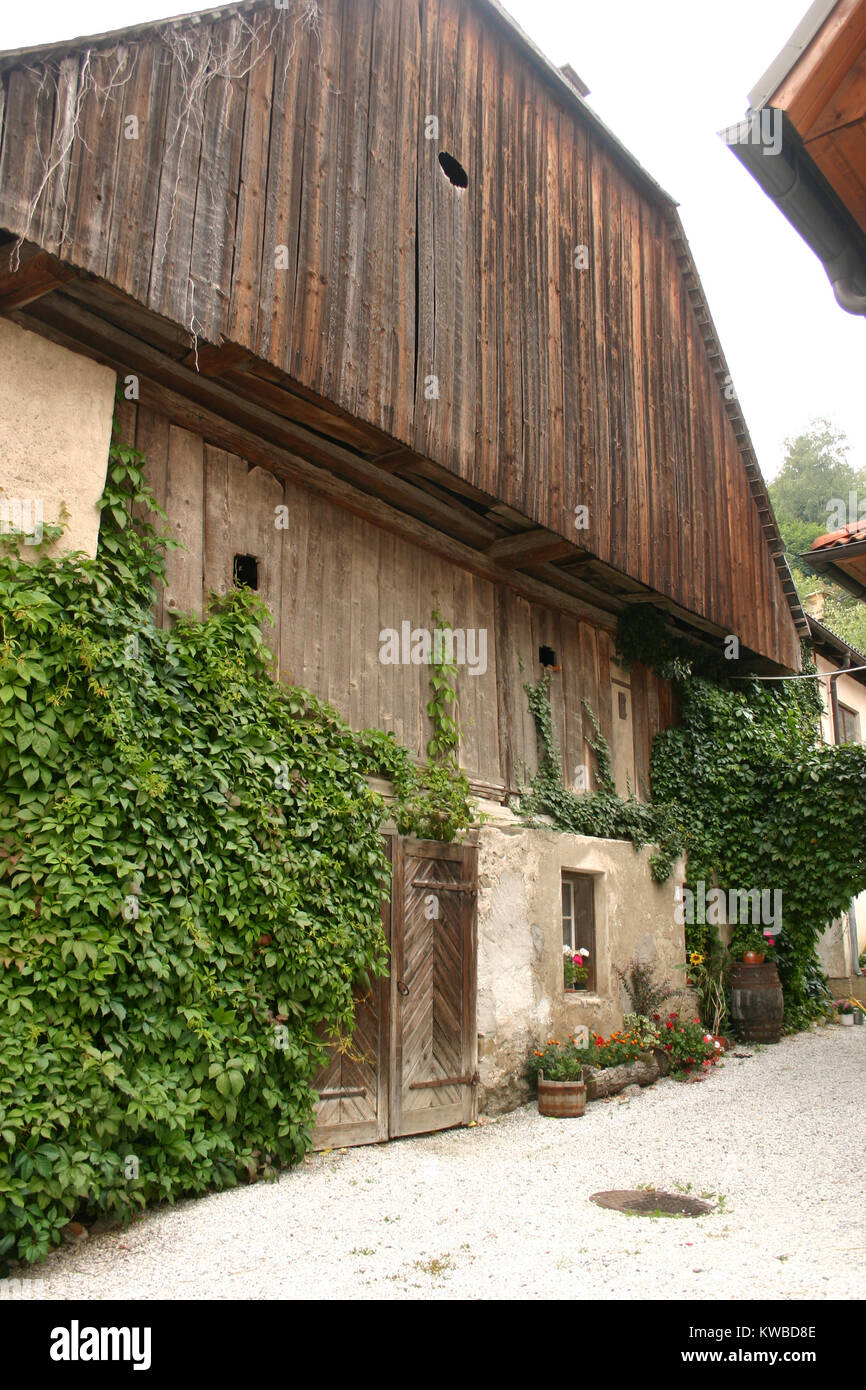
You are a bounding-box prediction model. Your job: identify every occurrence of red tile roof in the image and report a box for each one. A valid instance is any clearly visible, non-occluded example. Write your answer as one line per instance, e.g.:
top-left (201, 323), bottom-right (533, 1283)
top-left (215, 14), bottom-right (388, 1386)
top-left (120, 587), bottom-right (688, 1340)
top-left (810, 519), bottom-right (866, 551)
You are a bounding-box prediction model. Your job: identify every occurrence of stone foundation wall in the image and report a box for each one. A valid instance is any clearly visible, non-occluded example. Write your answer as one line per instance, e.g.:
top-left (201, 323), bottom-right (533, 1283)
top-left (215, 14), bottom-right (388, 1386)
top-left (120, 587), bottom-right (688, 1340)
top-left (474, 815), bottom-right (687, 1114)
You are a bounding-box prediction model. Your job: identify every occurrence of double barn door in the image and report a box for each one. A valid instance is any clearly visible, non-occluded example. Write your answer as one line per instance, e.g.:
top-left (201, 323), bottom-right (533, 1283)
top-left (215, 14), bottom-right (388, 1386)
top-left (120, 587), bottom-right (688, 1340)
top-left (312, 836), bottom-right (477, 1147)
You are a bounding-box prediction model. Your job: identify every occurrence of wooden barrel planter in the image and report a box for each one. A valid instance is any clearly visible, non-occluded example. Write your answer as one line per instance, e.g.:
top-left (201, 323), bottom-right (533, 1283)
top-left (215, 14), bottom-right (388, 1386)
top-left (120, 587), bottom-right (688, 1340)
top-left (730, 960), bottom-right (784, 1043)
top-left (537, 1071), bottom-right (586, 1117)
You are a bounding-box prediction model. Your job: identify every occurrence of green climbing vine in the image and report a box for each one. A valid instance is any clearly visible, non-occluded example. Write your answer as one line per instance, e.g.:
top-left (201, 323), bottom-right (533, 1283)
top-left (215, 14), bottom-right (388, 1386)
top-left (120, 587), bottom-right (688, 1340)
top-left (0, 419), bottom-right (472, 1267)
top-left (358, 606), bottom-right (474, 842)
top-left (517, 669), bottom-right (682, 883)
top-left (618, 604), bottom-right (866, 1029)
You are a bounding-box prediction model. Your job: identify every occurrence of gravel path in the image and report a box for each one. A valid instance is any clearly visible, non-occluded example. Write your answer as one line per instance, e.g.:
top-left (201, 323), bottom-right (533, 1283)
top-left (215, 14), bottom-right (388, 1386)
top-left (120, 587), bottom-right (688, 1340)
top-left (11, 1025), bottom-right (865, 1300)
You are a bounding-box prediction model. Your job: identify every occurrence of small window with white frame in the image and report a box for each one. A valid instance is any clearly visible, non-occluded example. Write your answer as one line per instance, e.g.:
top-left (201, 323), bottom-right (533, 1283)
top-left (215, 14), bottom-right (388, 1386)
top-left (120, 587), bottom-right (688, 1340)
top-left (562, 871), bottom-right (596, 992)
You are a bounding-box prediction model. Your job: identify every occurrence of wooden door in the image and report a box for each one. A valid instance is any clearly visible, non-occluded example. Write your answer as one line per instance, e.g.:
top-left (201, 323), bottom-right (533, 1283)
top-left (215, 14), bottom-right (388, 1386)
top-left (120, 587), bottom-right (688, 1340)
top-left (389, 838), bottom-right (478, 1138)
top-left (311, 835), bottom-right (477, 1148)
top-left (311, 840), bottom-right (391, 1149)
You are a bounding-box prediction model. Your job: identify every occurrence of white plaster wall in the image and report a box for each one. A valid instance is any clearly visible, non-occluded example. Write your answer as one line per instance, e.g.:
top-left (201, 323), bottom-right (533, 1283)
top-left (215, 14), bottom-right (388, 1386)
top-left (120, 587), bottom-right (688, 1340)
top-left (815, 659), bottom-right (866, 968)
top-left (817, 916), bottom-right (853, 978)
top-left (475, 813), bottom-right (687, 1111)
top-left (816, 656), bottom-right (866, 745)
top-left (0, 317), bottom-right (115, 558)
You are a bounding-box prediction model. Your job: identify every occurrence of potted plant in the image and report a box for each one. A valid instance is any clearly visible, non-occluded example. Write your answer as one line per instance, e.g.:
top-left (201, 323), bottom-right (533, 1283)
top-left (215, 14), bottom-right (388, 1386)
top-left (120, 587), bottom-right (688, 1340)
top-left (563, 944), bottom-right (590, 991)
top-left (836, 999), bottom-right (855, 1027)
top-left (528, 1037), bottom-right (587, 1116)
top-left (732, 926), bottom-right (775, 965)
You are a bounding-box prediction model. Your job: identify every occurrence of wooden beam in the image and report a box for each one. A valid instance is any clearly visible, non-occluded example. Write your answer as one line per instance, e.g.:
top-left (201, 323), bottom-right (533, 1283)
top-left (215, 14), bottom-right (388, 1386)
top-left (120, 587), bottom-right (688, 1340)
top-left (18, 293), bottom-right (502, 551)
top-left (35, 340), bottom-right (615, 631)
top-left (180, 341), bottom-right (254, 377)
top-left (222, 363), bottom-right (381, 452)
top-left (0, 245), bottom-right (74, 312)
top-left (486, 528), bottom-right (575, 564)
top-left (374, 446), bottom-right (422, 473)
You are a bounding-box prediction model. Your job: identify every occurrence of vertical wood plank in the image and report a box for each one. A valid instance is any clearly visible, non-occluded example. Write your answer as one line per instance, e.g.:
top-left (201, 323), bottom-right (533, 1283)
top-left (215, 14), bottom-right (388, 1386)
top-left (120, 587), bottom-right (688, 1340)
top-left (256, 9), bottom-right (310, 370)
top-left (133, 406), bottom-right (171, 628)
top-left (163, 425), bottom-right (204, 619)
top-left (105, 42), bottom-right (172, 304)
top-left (227, 21), bottom-right (275, 348)
top-left (188, 19), bottom-right (247, 345)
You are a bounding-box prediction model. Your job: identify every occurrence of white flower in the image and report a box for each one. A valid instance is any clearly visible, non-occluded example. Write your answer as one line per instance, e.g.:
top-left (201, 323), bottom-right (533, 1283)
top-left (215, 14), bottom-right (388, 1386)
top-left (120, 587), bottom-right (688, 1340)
top-left (577, 948), bottom-right (590, 958)
top-left (562, 944), bottom-right (574, 957)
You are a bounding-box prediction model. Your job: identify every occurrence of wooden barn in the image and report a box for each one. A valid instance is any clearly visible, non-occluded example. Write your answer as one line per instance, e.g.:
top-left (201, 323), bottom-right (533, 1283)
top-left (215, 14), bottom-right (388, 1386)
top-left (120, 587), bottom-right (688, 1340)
top-left (0, 0), bottom-right (806, 1134)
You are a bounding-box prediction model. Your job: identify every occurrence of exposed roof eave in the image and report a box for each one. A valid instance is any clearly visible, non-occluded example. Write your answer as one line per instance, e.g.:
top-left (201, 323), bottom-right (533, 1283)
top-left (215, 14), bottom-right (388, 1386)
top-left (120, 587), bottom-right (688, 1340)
top-left (722, 109), bottom-right (866, 314)
top-left (662, 207), bottom-right (809, 647)
top-left (807, 613), bottom-right (866, 679)
top-left (803, 540), bottom-right (866, 601)
top-left (746, 0), bottom-right (840, 112)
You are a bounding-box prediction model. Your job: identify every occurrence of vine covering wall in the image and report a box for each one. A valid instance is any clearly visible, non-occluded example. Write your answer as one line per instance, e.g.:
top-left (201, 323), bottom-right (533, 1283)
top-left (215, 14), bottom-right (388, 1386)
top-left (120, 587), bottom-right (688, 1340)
top-left (0, 424), bottom-right (469, 1266)
top-left (617, 606), bottom-right (866, 1028)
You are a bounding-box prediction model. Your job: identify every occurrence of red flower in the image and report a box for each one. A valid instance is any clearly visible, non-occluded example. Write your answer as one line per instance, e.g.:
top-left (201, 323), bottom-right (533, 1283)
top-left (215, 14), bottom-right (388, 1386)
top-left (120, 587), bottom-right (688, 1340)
top-left (652, 1013), bottom-right (660, 1022)
top-left (665, 1022), bottom-right (673, 1030)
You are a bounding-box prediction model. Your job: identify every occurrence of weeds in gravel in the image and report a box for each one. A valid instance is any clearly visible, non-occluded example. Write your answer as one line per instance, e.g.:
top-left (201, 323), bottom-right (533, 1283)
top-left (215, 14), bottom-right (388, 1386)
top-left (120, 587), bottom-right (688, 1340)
top-left (414, 1255), bottom-right (454, 1276)
top-left (625, 1209), bottom-right (688, 1220)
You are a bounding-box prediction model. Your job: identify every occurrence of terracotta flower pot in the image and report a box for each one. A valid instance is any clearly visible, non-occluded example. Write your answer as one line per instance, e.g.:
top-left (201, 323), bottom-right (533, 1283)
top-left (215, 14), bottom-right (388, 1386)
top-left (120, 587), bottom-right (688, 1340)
top-left (742, 951), bottom-right (765, 965)
top-left (537, 1070), bottom-right (586, 1117)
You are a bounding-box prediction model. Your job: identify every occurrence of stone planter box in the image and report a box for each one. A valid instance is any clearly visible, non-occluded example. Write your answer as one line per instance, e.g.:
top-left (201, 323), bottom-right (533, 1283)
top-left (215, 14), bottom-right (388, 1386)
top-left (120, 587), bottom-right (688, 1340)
top-left (584, 1049), bottom-right (669, 1100)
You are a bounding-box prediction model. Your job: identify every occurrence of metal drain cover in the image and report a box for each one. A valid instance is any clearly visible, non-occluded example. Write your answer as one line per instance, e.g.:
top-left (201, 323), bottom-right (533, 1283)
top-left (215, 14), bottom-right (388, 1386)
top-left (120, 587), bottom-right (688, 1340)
top-left (590, 1189), bottom-right (713, 1216)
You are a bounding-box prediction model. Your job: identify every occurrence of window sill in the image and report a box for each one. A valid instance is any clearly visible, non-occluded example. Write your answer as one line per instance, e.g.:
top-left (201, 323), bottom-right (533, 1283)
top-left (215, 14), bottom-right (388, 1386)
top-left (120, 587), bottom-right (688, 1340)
top-left (564, 991), bottom-right (604, 1004)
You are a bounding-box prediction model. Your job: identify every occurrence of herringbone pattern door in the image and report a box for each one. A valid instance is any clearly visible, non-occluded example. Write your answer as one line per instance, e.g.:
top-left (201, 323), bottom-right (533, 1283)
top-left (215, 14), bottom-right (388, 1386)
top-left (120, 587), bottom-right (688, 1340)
top-left (389, 838), bottom-right (477, 1138)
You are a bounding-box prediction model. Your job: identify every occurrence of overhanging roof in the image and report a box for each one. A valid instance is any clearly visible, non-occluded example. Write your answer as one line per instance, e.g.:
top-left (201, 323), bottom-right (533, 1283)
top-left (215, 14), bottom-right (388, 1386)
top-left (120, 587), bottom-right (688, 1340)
top-left (807, 612), bottom-right (866, 681)
top-left (804, 520), bottom-right (866, 599)
top-left (746, 0), bottom-right (840, 112)
top-left (723, 0), bottom-right (866, 315)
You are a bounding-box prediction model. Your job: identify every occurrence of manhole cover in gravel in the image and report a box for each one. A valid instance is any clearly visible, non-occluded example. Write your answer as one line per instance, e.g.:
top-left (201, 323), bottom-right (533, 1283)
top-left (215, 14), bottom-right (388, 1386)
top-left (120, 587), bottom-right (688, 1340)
top-left (590, 1189), bottom-right (713, 1217)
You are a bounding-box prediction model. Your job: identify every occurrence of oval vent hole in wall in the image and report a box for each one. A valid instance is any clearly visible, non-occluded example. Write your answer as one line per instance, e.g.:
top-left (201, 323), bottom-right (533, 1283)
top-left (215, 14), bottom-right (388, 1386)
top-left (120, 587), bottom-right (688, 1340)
top-left (233, 554), bottom-right (259, 590)
top-left (438, 151), bottom-right (468, 188)
top-left (539, 645), bottom-right (556, 668)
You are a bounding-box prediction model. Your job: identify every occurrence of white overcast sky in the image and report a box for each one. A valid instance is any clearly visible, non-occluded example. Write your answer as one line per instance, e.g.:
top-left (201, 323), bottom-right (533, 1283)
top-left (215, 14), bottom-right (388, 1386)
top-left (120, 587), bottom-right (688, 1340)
top-left (2, 0), bottom-right (863, 481)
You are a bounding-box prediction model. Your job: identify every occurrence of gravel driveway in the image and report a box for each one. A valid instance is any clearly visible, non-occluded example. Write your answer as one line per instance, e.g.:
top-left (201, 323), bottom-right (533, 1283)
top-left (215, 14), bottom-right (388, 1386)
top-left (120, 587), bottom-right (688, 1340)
top-left (10, 1025), bottom-right (865, 1300)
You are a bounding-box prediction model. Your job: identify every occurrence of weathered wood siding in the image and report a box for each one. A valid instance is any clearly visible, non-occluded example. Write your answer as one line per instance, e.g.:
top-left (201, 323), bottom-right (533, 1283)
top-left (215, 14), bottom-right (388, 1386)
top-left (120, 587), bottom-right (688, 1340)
top-left (115, 400), bottom-right (672, 796)
top-left (0, 0), bottom-right (800, 669)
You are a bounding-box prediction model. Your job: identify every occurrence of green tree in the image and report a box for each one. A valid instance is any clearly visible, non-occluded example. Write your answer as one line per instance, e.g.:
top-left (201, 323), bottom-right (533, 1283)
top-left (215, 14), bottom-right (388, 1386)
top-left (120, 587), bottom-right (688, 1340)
top-left (769, 421), bottom-right (866, 653)
top-left (769, 420), bottom-right (863, 528)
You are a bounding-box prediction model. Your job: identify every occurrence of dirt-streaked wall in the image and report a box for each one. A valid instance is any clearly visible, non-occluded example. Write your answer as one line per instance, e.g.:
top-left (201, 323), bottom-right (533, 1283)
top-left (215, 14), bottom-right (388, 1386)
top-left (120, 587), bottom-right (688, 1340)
top-left (0, 316), bottom-right (114, 558)
top-left (475, 810), bottom-right (687, 1113)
